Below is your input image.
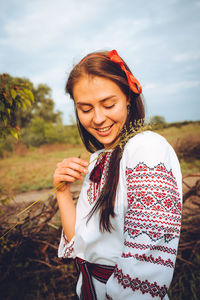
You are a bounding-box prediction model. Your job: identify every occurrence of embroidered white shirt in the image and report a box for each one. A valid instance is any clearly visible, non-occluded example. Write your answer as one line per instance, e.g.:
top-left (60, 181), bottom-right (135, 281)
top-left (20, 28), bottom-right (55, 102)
top-left (58, 131), bottom-right (182, 300)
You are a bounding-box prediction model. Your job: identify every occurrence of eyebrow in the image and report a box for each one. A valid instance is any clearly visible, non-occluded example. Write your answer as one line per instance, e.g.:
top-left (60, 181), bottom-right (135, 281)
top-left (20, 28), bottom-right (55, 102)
top-left (76, 95), bottom-right (116, 106)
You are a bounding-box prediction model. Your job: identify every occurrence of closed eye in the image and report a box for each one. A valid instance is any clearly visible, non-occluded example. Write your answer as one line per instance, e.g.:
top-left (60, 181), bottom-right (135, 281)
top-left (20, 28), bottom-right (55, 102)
top-left (105, 104), bottom-right (115, 109)
top-left (81, 108), bottom-right (92, 113)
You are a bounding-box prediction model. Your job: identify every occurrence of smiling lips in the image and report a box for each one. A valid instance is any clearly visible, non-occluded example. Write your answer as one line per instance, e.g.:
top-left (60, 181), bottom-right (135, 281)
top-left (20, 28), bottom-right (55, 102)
top-left (96, 125), bottom-right (113, 132)
top-left (95, 124), bottom-right (114, 136)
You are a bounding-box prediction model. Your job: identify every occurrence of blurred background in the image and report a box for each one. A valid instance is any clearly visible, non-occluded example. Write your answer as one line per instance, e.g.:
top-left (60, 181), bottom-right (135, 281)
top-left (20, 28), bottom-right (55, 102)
top-left (0, 0), bottom-right (200, 299)
top-left (1, 0), bottom-right (200, 124)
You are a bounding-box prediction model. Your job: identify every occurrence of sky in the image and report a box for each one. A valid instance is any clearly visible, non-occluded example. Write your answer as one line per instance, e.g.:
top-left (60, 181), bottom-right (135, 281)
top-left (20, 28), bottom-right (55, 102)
top-left (0, 0), bottom-right (200, 124)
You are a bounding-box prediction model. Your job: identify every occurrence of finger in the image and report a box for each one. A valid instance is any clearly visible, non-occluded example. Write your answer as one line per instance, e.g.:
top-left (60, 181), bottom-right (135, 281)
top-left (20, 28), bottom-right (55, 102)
top-left (73, 157), bottom-right (89, 167)
top-left (58, 160), bottom-right (88, 174)
top-left (57, 168), bottom-right (83, 176)
top-left (60, 163), bottom-right (88, 175)
top-left (55, 174), bottom-right (80, 183)
top-left (63, 157), bottom-right (89, 167)
top-left (61, 167), bottom-right (83, 179)
top-left (55, 166), bottom-right (84, 181)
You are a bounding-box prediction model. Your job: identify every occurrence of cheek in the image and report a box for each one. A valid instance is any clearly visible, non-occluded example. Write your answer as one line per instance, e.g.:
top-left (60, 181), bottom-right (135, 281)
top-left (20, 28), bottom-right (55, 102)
top-left (113, 105), bottom-right (128, 122)
top-left (77, 112), bottom-right (91, 128)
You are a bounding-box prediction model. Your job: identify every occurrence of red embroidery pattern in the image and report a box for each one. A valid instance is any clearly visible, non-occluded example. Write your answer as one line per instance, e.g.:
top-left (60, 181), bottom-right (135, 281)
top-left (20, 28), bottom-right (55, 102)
top-left (126, 163), bottom-right (181, 213)
top-left (122, 252), bottom-right (175, 268)
top-left (114, 267), bottom-right (167, 299)
top-left (89, 152), bottom-right (107, 183)
top-left (124, 240), bottom-right (177, 255)
top-left (87, 151), bottom-right (112, 205)
top-left (64, 240), bottom-right (74, 257)
top-left (62, 232), bottom-right (74, 258)
top-left (125, 163), bottom-right (181, 242)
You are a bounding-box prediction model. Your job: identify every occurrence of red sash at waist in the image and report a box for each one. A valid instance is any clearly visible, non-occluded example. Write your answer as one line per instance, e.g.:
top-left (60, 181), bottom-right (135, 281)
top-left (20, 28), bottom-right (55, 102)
top-left (75, 257), bottom-right (115, 300)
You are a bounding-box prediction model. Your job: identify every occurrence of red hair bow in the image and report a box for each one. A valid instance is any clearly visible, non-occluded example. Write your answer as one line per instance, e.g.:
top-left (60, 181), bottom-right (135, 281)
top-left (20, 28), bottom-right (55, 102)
top-left (108, 50), bottom-right (142, 95)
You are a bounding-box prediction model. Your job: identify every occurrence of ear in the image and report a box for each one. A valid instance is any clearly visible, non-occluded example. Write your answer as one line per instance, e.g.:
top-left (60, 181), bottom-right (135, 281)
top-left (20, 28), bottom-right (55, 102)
top-left (126, 96), bottom-right (130, 106)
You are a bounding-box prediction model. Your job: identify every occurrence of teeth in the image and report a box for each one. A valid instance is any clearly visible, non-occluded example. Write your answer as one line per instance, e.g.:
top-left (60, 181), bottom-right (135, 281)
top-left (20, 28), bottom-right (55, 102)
top-left (96, 125), bottom-right (112, 132)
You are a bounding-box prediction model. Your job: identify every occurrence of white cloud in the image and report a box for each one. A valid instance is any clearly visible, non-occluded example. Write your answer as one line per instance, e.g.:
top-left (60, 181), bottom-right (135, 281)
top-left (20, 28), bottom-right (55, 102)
top-left (1, 0), bottom-right (108, 53)
top-left (172, 51), bottom-right (200, 62)
top-left (144, 80), bottom-right (200, 98)
top-left (64, 16), bottom-right (154, 68)
top-left (31, 64), bottom-right (66, 87)
top-left (144, 83), bottom-right (157, 90)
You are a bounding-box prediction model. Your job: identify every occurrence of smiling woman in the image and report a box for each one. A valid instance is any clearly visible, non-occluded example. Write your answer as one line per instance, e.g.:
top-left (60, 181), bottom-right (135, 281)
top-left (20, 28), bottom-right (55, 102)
top-left (73, 76), bottom-right (129, 149)
top-left (53, 50), bottom-right (182, 300)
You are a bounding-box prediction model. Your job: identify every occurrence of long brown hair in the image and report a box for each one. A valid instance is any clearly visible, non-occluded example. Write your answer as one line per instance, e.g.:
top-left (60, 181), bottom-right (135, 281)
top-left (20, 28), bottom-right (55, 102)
top-left (66, 50), bottom-right (145, 231)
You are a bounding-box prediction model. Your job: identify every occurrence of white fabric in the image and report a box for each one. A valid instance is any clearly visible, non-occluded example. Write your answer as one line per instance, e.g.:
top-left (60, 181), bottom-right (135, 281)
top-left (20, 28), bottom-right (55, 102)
top-left (58, 131), bottom-right (182, 299)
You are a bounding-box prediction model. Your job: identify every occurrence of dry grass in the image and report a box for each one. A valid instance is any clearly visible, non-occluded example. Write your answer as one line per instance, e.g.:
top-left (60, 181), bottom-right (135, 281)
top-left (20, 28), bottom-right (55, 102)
top-left (173, 134), bottom-right (200, 160)
top-left (156, 122), bottom-right (200, 147)
top-left (0, 143), bottom-right (90, 194)
top-left (156, 123), bottom-right (200, 177)
top-left (0, 122), bottom-right (199, 195)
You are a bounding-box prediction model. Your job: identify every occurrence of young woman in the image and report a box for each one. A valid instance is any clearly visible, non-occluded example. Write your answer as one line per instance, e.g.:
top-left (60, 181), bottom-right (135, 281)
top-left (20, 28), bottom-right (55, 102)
top-left (53, 50), bottom-right (182, 300)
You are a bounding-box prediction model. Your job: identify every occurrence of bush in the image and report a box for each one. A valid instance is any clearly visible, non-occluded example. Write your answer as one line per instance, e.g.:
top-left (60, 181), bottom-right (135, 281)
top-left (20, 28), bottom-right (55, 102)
top-left (22, 117), bottom-right (81, 147)
top-left (150, 115), bottom-right (167, 130)
top-left (0, 135), bottom-right (16, 157)
top-left (174, 135), bottom-right (200, 160)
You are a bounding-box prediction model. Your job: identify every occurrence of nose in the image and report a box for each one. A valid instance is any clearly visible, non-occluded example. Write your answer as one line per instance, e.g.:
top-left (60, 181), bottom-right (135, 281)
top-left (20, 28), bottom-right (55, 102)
top-left (92, 107), bottom-right (106, 125)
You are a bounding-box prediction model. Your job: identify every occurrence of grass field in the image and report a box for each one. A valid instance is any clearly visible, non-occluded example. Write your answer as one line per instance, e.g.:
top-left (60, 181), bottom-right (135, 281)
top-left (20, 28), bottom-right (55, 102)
top-left (155, 122), bottom-right (200, 146)
top-left (0, 144), bottom-right (90, 194)
top-left (0, 123), bottom-right (199, 194)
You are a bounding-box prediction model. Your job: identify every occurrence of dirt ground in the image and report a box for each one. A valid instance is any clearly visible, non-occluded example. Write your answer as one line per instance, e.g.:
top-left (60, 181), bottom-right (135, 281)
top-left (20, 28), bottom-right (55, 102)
top-left (11, 175), bottom-right (200, 204)
top-left (11, 184), bottom-right (82, 204)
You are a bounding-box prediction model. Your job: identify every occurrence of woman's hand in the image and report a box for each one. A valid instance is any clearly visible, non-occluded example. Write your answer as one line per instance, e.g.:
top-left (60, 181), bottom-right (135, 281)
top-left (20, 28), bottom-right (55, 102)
top-left (53, 157), bottom-right (89, 192)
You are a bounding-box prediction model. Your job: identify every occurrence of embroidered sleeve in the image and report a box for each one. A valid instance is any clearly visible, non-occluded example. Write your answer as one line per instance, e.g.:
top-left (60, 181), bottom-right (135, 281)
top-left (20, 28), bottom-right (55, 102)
top-left (58, 229), bottom-right (75, 259)
top-left (106, 132), bottom-right (182, 299)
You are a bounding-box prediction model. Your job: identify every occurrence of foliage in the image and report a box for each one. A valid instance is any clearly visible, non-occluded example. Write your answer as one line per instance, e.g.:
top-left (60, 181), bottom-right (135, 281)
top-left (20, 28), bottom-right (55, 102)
top-left (0, 73), bottom-right (65, 155)
top-left (0, 73), bottom-right (62, 138)
top-left (0, 134), bottom-right (15, 157)
top-left (14, 82), bottom-right (62, 129)
top-left (149, 117), bottom-right (200, 131)
top-left (0, 74), bottom-right (35, 205)
top-left (0, 73), bottom-right (34, 140)
top-left (22, 119), bottom-right (81, 147)
top-left (149, 115), bottom-right (167, 129)
top-left (150, 115), bottom-right (166, 125)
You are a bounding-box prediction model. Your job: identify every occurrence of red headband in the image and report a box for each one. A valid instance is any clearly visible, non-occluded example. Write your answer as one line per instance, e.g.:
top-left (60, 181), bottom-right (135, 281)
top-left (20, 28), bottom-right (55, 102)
top-left (108, 50), bottom-right (142, 94)
top-left (80, 49), bottom-right (142, 95)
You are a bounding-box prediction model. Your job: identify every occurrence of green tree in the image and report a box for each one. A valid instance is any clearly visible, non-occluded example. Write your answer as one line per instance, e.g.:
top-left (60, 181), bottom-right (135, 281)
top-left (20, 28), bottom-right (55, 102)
top-left (0, 73), bottom-right (34, 203)
top-left (15, 83), bottom-right (62, 128)
top-left (32, 84), bottom-right (62, 124)
top-left (0, 73), bottom-right (34, 139)
top-left (150, 115), bottom-right (166, 125)
top-left (150, 115), bottom-right (167, 129)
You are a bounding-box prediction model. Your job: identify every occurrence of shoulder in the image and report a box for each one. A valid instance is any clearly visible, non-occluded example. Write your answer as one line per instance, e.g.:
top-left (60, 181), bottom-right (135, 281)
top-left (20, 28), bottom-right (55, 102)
top-left (125, 130), bottom-right (168, 150)
top-left (123, 130), bottom-right (180, 172)
top-left (124, 130), bottom-right (170, 157)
